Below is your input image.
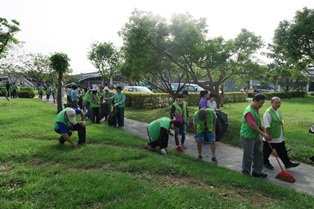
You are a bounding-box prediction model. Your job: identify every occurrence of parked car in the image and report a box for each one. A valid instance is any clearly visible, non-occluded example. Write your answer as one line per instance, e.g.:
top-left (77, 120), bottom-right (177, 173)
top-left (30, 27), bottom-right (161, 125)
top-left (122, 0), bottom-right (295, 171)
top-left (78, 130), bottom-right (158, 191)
top-left (247, 85), bottom-right (275, 97)
top-left (171, 83), bottom-right (204, 92)
top-left (123, 86), bottom-right (153, 93)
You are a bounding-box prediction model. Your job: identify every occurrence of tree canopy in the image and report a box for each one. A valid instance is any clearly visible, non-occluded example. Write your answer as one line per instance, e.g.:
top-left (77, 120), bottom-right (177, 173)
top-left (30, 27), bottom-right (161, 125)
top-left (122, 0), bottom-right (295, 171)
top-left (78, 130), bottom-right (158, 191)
top-left (0, 17), bottom-right (20, 59)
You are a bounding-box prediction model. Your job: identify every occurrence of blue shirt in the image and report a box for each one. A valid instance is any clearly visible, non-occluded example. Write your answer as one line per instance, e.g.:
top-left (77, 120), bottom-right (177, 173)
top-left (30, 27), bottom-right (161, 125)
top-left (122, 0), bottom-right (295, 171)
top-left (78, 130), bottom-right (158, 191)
top-left (70, 89), bottom-right (79, 102)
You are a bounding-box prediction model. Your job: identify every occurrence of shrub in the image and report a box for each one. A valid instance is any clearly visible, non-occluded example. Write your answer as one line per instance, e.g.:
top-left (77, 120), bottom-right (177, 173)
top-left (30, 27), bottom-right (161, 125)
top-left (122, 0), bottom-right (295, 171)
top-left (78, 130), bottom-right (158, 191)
top-left (263, 91), bottom-right (307, 100)
top-left (17, 87), bottom-right (35, 98)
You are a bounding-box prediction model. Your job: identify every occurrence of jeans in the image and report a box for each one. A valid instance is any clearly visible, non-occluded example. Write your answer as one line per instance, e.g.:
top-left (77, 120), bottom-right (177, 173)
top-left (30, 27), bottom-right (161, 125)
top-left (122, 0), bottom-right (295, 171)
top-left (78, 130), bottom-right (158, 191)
top-left (84, 102), bottom-right (91, 119)
top-left (116, 107), bottom-right (124, 127)
top-left (174, 123), bottom-right (186, 146)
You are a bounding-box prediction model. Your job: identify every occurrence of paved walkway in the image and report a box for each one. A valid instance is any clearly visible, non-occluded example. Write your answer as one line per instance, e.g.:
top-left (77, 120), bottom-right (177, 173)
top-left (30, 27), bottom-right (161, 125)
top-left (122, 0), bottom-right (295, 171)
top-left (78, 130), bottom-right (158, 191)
top-left (122, 118), bottom-right (314, 197)
top-left (42, 98), bottom-right (314, 197)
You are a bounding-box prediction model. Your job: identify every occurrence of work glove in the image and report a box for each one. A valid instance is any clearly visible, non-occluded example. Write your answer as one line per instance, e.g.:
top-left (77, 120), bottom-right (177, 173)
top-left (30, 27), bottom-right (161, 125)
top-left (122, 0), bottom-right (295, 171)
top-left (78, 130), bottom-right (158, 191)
top-left (114, 103), bottom-right (119, 106)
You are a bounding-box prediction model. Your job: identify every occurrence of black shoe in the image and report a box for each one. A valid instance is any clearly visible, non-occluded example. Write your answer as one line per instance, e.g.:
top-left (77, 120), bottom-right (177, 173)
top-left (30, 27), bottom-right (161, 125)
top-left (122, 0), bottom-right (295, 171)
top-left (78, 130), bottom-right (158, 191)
top-left (285, 162), bottom-right (300, 169)
top-left (264, 163), bottom-right (274, 170)
top-left (198, 155), bottom-right (203, 160)
top-left (309, 156), bottom-right (314, 162)
top-left (252, 172), bottom-right (268, 178)
top-left (59, 138), bottom-right (65, 144)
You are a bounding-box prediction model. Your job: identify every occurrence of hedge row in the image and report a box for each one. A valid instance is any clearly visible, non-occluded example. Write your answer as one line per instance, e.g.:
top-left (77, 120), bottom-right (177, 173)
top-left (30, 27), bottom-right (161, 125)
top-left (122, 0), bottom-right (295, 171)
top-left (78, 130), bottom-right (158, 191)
top-left (262, 91), bottom-right (307, 100)
top-left (123, 92), bottom-right (247, 109)
top-left (0, 87), bottom-right (35, 98)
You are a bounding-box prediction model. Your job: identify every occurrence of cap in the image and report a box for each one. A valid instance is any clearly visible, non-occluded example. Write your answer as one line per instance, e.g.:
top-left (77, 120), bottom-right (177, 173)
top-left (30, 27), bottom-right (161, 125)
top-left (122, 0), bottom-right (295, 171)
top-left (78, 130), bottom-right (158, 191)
top-left (92, 85), bottom-right (99, 91)
top-left (198, 108), bottom-right (208, 122)
top-left (66, 109), bottom-right (76, 123)
top-left (104, 86), bottom-right (109, 90)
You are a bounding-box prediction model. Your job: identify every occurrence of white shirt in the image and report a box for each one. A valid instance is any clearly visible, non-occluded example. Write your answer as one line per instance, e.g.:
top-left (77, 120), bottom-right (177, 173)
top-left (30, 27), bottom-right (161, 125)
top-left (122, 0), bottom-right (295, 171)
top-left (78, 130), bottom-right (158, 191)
top-left (263, 108), bottom-right (284, 143)
top-left (208, 100), bottom-right (217, 110)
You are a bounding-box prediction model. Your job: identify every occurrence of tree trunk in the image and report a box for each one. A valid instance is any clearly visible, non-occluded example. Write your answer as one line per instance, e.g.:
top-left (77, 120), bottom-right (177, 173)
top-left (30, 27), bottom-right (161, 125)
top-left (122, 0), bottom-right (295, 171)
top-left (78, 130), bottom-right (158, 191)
top-left (57, 72), bottom-right (63, 113)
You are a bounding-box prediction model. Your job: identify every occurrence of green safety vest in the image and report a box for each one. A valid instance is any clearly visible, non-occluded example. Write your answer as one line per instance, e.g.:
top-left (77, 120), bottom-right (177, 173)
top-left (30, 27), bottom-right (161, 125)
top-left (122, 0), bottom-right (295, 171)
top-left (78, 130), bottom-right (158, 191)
top-left (173, 101), bottom-right (187, 123)
top-left (51, 86), bottom-right (57, 93)
top-left (113, 93), bottom-right (125, 108)
top-left (148, 117), bottom-right (171, 140)
top-left (102, 91), bottom-right (113, 104)
top-left (240, 105), bottom-right (261, 139)
top-left (194, 109), bottom-right (214, 133)
top-left (46, 87), bottom-right (51, 94)
top-left (83, 90), bottom-right (91, 102)
top-left (90, 93), bottom-right (100, 108)
top-left (54, 107), bottom-right (76, 130)
top-left (266, 108), bottom-right (283, 138)
top-left (38, 86), bottom-right (43, 93)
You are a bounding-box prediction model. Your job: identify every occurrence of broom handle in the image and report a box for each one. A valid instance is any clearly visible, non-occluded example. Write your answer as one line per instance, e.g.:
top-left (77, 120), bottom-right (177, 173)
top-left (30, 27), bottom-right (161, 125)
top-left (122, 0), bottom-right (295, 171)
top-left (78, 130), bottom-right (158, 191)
top-left (266, 140), bottom-right (285, 172)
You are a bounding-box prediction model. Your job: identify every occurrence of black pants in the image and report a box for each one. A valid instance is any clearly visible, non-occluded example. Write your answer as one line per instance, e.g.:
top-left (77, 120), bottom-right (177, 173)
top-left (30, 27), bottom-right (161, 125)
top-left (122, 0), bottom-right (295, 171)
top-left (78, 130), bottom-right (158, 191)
top-left (148, 128), bottom-right (169, 149)
top-left (55, 123), bottom-right (86, 144)
top-left (100, 103), bottom-right (111, 120)
top-left (263, 141), bottom-right (291, 166)
top-left (91, 107), bottom-right (100, 123)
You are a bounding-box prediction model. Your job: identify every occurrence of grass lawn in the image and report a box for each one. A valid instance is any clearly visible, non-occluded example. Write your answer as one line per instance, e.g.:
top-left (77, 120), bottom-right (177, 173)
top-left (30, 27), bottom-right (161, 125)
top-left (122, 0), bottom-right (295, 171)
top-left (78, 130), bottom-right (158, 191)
top-left (0, 98), bottom-right (314, 208)
top-left (125, 97), bottom-right (314, 163)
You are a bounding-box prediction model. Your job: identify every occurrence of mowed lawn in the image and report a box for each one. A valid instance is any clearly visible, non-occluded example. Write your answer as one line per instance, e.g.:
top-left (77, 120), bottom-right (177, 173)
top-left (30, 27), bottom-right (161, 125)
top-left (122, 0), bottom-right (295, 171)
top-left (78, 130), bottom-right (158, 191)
top-left (0, 98), bottom-right (314, 208)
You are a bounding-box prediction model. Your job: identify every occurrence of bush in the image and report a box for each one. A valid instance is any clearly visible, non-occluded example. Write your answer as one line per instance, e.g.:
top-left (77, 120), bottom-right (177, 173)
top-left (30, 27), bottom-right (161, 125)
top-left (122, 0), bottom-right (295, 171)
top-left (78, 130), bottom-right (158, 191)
top-left (0, 87), bottom-right (7, 96)
top-left (17, 87), bottom-right (35, 98)
top-left (263, 91), bottom-right (307, 100)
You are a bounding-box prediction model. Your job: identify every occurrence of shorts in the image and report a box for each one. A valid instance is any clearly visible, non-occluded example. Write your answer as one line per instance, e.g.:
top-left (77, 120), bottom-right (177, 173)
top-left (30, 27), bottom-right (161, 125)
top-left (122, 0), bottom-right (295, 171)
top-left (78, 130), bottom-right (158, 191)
top-left (197, 129), bottom-right (216, 143)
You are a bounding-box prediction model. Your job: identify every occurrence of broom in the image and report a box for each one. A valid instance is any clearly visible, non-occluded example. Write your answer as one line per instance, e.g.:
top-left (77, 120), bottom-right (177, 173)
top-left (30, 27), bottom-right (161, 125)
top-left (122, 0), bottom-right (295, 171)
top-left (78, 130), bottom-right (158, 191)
top-left (267, 140), bottom-right (296, 183)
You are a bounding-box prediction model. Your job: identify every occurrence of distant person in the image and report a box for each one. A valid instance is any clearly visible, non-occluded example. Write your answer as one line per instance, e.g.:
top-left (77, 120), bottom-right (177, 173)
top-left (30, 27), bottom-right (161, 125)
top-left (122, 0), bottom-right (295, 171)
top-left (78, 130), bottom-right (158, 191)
top-left (90, 85), bottom-right (101, 123)
top-left (5, 81), bottom-right (10, 97)
top-left (208, 93), bottom-right (217, 111)
top-left (45, 84), bottom-right (51, 102)
top-left (182, 90), bottom-right (189, 99)
top-left (193, 108), bottom-right (218, 163)
top-left (11, 82), bottom-right (18, 98)
top-left (38, 84), bottom-right (44, 100)
top-left (54, 107), bottom-right (86, 147)
top-left (240, 93), bottom-right (269, 178)
top-left (145, 117), bottom-right (181, 154)
top-left (83, 87), bottom-right (91, 119)
top-left (100, 86), bottom-right (113, 121)
top-left (70, 84), bottom-right (79, 108)
top-left (199, 90), bottom-right (209, 109)
top-left (170, 94), bottom-right (188, 152)
top-left (263, 97), bottom-right (300, 169)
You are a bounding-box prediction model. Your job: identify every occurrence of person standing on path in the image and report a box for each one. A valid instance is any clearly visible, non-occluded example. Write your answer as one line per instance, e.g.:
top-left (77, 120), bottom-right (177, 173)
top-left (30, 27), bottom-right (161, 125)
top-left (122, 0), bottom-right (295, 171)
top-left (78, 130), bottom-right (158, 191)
top-left (70, 84), bottom-right (79, 108)
top-left (45, 84), bottom-right (51, 102)
top-left (38, 84), bottom-right (44, 100)
top-left (240, 93), bottom-right (269, 178)
top-left (54, 107), bottom-right (86, 147)
top-left (263, 97), bottom-right (300, 170)
top-left (5, 81), bottom-right (10, 98)
top-left (145, 117), bottom-right (181, 155)
top-left (170, 93), bottom-right (188, 152)
top-left (193, 108), bottom-right (218, 163)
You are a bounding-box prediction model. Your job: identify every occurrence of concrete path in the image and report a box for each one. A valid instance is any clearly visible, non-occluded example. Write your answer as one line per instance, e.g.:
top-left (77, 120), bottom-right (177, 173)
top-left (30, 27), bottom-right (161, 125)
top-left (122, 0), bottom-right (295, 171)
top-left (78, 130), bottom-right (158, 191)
top-left (43, 98), bottom-right (314, 197)
top-left (122, 118), bottom-right (314, 197)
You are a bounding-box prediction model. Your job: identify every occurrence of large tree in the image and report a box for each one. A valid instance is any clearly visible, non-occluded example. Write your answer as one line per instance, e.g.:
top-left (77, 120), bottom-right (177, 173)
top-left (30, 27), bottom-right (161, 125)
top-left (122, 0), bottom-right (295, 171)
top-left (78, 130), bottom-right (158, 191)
top-left (50, 52), bottom-right (70, 113)
top-left (88, 41), bottom-right (120, 85)
top-left (0, 17), bottom-right (20, 59)
top-left (120, 10), bottom-right (263, 105)
top-left (272, 7), bottom-right (314, 68)
top-left (22, 53), bottom-right (51, 87)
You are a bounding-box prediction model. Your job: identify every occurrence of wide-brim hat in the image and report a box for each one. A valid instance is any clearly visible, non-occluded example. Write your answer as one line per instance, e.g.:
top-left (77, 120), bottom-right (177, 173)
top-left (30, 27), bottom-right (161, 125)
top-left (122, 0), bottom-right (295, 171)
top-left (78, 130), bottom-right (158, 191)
top-left (92, 85), bottom-right (99, 91)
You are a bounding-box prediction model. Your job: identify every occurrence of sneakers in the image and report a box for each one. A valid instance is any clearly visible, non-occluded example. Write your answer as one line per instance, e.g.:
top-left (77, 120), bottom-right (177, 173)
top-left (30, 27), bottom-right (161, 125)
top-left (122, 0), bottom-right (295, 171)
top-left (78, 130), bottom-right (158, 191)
top-left (181, 144), bottom-right (187, 149)
top-left (160, 148), bottom-right (168, 155)
top-left (198, 155), bottom-right (203, 160)
top-left (212, 157), bottom-right (218, 164)
top-left (144, 144), bottom-right (155, 151)
top-left (285, 162), bottom-right (300, 169)
top-left (252, 172), bottom-right (268, 178)
top-left (310, 156), bottom-right (314, 162)
top-left (176, 146), bottom-right (184, 153)
top-left (264, 163), bottom-right (274, 170)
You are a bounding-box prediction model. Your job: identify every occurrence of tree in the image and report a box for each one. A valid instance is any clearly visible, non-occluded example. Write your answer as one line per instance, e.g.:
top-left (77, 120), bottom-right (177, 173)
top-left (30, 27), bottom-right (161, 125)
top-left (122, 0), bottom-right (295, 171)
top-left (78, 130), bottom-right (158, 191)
top-left (50, 52), bottom-right (70, 113)
top-left (272, 7), bottom-right (314, 68)
top-left (88, 41), bottom-right (120, 85)
top-left (120, 10), bottom-right (263, 105)
top-left (0, 17), bottom-right (20, 59)
top-left (22, 53), bottom-right (51, 87)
